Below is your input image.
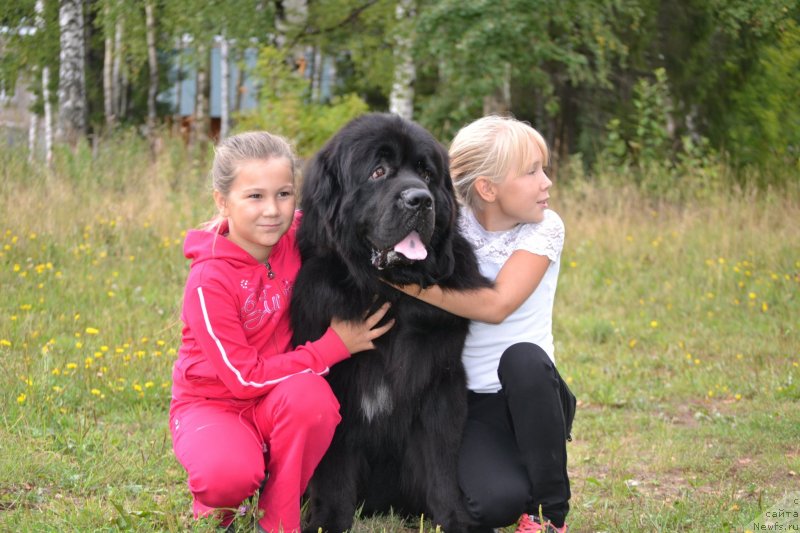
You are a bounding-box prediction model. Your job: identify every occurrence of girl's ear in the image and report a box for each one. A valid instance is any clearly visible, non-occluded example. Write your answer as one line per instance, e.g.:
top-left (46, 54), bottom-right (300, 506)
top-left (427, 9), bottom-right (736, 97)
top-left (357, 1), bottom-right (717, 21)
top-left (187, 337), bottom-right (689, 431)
top-left (213, 190), bottom-right (228, 217)
top-left (474, 177), bottom-right (496, 203)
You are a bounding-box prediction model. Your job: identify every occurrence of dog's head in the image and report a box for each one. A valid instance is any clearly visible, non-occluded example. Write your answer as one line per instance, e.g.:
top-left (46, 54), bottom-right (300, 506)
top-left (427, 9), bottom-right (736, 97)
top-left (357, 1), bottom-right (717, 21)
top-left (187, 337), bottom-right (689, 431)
top-left (299, 113), bottom-right (459, 287)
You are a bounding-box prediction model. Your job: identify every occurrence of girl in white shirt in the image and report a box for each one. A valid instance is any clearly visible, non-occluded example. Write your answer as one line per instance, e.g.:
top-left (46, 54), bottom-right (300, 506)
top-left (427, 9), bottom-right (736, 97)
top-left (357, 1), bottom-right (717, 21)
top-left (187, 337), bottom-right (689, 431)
top-left (393, 116), bottom-right (574, 533)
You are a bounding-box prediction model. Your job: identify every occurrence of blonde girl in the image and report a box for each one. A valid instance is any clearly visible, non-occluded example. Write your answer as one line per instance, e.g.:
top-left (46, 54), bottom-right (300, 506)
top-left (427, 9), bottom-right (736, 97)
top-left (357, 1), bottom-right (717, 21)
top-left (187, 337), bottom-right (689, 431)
top-left (394, 116), bottom-right (573, 533)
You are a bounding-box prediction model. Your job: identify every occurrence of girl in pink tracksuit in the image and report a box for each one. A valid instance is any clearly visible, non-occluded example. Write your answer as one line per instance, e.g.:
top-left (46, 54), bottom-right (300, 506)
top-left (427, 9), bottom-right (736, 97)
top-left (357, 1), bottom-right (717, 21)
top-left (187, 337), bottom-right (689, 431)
top-left (169, 131), bottom-right (393, 532)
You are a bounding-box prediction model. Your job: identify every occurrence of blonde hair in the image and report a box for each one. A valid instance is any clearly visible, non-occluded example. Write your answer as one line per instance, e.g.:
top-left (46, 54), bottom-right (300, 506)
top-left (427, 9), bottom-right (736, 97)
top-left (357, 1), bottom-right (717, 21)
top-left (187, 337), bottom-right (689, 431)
top-left (203, 131), bottom-right (297, 230)
top-left (449, 115), bottom-right (549, 208)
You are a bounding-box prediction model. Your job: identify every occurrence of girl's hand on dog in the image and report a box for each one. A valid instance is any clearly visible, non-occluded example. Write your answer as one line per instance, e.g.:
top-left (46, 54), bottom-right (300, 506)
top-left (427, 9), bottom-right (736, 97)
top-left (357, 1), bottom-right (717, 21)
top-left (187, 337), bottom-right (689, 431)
top-left (331, 302), bottom-right (394, 354)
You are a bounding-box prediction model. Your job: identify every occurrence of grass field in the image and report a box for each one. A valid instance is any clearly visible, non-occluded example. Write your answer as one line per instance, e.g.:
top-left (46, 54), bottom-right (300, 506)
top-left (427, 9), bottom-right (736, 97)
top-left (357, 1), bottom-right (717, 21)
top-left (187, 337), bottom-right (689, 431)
top-left (1, 137), bottom-right (798, 532)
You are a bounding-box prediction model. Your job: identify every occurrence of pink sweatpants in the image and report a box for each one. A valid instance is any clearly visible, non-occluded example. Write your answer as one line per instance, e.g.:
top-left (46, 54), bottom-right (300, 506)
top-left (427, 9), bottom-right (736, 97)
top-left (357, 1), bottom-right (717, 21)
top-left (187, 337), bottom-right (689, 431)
top-left (170, 373), bottom-right (341, 532)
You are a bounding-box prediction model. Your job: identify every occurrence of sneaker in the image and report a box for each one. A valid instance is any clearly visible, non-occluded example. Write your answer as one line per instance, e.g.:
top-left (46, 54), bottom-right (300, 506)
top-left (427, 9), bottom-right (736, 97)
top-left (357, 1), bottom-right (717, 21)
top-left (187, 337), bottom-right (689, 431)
top-left (515, 513), bottom-right (568, 533)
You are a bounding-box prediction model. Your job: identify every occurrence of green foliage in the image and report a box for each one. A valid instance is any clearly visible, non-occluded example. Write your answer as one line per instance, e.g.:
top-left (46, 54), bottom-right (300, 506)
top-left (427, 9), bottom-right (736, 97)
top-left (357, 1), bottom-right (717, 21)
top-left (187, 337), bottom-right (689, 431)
top-left (596, 68), bottom-right (725, 199)
top-left (414, 0), bottom-right (639, 139)
top-left (724, 20), bottom-right (800, 177)
top-left (600, 68), bottom-right (672, 168)
top-left (235, 46), bottom-right (368, 159)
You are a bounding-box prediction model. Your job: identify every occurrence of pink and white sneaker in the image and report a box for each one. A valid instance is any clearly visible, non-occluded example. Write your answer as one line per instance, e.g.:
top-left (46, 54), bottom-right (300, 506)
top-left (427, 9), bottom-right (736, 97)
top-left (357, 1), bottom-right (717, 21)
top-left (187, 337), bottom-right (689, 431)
top-left (514, 513), bottom-right (568, 533)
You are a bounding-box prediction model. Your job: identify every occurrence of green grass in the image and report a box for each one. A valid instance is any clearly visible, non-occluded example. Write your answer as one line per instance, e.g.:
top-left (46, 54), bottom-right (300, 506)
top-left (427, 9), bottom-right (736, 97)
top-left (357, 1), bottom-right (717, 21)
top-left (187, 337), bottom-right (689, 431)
top-left (1, 136), bottom-right (798, 532)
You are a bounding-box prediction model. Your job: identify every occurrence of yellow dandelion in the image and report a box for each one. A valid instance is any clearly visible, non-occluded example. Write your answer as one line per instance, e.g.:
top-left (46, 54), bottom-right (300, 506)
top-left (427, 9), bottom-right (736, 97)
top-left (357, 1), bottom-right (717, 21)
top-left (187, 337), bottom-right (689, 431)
top-left (748, 292), bottom-right (756, 300)
top-left (85, 327), bottom-right (99, 335)
top-left (156, 340), bottom-right (165, 346)
top-left (90, 389), bottom-right (101, 396)
top-left (628, 339), bottom-right (637, 348)
top-left (736, 353), bottom-right (743, 360)
top-left (107, 291), bottom-right (115, 298)
top-left (569, 261), bottom-right (577, 268)
top-left (66, 363), bottom-right (78, 370)
top-left (145, 381), bottom-right (154, 388)
top-left (52, 386), bottom-right (63, 393)
top-left (0, 339), bottom-right (11, 347)
top-left (13, 264), bottom-right (20, 272)
top-left (17, 393), bottom-right (26, 404)
top-left (694, 359), bottom-right (701, 365)
top-left (650, 320), bottom-right (658, 328)
top-left (735, 393), bottom-right (742, 400)
top-left (761, 302), bottom-right (768, 312)
top-left (707, 390), bottom-right (714, 398)
top-left (133, 384), bottom-right (143, 392)
top-left (20, 304), bottom-right (32, 311)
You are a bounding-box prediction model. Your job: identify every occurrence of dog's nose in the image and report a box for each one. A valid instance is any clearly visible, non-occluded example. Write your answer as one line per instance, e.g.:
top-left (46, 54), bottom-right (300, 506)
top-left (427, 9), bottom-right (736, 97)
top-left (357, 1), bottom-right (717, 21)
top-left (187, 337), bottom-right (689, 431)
top-left (400, 188), bottom-right (433, 211)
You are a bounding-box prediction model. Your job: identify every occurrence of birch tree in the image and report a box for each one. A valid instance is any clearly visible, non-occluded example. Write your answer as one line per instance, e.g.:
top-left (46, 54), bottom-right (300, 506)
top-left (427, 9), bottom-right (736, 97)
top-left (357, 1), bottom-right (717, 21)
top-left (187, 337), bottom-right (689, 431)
top-left (27, 0), bottom-right (53, 164)
top-left (219, 35), bottom-right (230, 140)
top-left (145, 0), bottom-right (158, 142)
top-left (102, 1), bottom-right (115, 129)
top-left (389, 0), bottom-right (415, 120)
top-left (56, 0), bottom-right (87, 145)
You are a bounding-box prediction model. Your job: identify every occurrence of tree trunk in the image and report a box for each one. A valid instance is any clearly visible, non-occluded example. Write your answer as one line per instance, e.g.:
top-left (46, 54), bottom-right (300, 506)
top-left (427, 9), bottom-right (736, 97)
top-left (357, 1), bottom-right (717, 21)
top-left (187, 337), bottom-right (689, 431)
top-left (234, 50), bottom-right (244, 113)
top-left (220, 36), bottom-right (230, 140)
top-left (173, 36), bottom-right (183, 136)
top-left (389, 0), bottom-right (415, 120)
top-left (28, 110), bottom-right (38, 163)
top-left (310, 46), bottom-right (322, 102)
top-left (112, 16), bottom-right (124, 119)
top-left (103, 2), bottom-right (115, 130)
top-left (43, 65), bottom-right (53, 165)
top-left (57, 0), bottom-right (87, 146)
top-left (145, 0), bottom-right (158, 144)
top-left (194, 44), bottom-right (209, 150)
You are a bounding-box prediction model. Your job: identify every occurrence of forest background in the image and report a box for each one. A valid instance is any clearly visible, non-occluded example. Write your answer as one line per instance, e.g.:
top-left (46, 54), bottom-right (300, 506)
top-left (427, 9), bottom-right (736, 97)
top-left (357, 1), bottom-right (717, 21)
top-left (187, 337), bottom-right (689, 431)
top-left (1, 0), bottom-right (799, 531)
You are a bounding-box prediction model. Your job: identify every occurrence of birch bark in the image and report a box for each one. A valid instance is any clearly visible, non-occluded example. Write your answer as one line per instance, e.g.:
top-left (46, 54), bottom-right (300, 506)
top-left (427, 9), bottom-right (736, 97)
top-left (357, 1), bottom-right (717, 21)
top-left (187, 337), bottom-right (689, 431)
top-left (57, 0), bottom-right (87, 145)
top-left (389, 0), bottom-right (415, 121)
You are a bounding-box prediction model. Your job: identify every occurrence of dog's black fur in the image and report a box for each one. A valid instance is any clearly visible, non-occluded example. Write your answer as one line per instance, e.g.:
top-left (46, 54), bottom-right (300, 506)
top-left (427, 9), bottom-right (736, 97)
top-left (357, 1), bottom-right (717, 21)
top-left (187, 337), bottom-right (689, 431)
top-left (290, 113), bottom-right (489, 532)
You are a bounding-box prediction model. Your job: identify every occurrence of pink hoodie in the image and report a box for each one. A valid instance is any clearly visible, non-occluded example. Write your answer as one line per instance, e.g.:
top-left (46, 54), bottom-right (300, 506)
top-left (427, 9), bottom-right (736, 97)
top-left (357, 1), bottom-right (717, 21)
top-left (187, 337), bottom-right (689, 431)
top-left (171, 211), bottom-right (349, 402)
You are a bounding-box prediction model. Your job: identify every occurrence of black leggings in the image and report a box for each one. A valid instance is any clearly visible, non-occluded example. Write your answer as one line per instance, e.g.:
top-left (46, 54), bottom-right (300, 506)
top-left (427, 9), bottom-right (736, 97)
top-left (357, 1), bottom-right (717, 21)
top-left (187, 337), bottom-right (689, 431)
top-left (458, 342), bottom-right (572, 530)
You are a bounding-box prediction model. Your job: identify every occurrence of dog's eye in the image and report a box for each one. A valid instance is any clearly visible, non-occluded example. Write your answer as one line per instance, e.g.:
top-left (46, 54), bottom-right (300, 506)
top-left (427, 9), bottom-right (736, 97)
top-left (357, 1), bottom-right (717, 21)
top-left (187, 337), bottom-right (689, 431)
top-left (370, 166), bottom-right (386, 180)
top-left (417, 162), bottom-right (431, 183)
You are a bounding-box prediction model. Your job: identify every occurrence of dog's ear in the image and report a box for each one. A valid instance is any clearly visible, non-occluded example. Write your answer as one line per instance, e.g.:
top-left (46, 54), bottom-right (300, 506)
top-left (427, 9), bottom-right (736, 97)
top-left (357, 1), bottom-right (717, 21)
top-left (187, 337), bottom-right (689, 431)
top-left (428, 159), bottom-right (459, 283)
top-left (298, 144), bottom-right (342, 258)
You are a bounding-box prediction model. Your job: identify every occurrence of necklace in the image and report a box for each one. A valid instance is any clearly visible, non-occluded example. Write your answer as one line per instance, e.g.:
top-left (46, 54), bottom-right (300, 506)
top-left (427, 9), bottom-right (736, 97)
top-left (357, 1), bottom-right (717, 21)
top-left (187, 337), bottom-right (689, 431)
top-left (265, 261), bottom-right (275, 279)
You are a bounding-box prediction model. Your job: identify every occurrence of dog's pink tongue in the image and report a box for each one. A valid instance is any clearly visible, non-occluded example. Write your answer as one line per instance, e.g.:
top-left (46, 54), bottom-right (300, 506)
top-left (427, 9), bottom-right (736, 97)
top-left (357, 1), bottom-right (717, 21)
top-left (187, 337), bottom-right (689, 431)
top-left (394, 231), bottom-right (427, 260)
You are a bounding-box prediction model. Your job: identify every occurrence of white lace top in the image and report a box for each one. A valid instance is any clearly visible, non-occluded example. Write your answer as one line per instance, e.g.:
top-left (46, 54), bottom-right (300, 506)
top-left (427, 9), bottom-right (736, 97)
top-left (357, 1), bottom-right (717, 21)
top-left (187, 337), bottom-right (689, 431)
top-left (459, 207), bottom-right (565, 393)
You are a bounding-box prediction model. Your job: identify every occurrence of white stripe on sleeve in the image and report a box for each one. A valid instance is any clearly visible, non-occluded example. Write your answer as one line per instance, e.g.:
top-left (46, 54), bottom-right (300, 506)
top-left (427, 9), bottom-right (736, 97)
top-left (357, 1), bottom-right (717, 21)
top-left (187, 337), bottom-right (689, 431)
top-left (196, 287), bottom-right (329, 388)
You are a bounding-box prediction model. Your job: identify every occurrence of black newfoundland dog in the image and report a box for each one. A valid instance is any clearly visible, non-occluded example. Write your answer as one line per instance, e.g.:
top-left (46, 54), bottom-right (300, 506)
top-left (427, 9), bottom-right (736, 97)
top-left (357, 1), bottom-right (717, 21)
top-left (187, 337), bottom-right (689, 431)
top-left (290, 113), bottom-right (489, 532)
